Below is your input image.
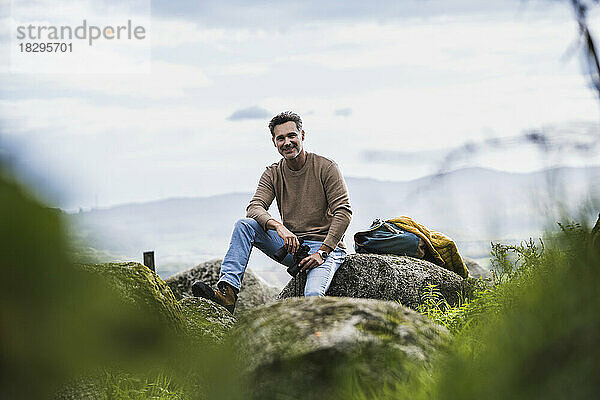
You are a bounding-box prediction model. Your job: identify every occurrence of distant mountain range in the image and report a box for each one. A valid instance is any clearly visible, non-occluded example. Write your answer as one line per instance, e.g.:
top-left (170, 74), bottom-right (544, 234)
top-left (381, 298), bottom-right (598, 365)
top-left (67, 166), bottom-right (600, 288)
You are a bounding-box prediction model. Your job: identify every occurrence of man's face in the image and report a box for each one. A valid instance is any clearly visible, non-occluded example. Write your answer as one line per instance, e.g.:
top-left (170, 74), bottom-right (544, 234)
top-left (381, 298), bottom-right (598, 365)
top-left (272, 121), bottom-right (304, 160)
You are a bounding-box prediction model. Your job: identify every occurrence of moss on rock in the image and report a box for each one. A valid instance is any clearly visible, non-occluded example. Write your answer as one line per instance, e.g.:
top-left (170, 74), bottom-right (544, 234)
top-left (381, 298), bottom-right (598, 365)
top-left (180, 297), bottom-right (236, 343)
top-left (80, 262), bottom-right (185, 330)
top-left (233, 297), bottom-right (449, 399)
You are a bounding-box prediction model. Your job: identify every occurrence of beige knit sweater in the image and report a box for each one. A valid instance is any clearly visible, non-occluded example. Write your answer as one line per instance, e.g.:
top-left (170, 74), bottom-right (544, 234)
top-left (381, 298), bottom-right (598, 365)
top-left (246, 152), bottom-right (352, 249)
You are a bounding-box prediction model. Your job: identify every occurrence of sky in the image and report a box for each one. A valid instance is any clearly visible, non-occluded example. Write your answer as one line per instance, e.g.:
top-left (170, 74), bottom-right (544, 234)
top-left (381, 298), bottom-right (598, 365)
top-left (1, 0), bottom-right (600, 210)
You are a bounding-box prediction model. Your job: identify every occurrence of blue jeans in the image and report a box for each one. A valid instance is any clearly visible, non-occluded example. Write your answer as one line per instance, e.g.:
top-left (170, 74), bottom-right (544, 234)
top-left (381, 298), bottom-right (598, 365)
top-left (218, 218), bottom-right (347, 297)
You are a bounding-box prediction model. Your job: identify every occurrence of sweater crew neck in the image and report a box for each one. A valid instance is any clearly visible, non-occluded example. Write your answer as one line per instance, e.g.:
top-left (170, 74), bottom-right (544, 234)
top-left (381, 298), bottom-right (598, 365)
top-left (283, 152), bottom-right (311, 176)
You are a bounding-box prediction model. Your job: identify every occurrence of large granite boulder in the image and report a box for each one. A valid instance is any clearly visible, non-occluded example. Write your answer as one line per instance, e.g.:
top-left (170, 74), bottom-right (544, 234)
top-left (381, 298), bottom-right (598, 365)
top-left (278, 254), bottom-right (465, 308)
top-left (180, 297), bottom-right (236, 343)
top-left (81, 261), bottom-right (185, 330)
top-left (464, 257), bottom-right (491, 279)
top-left (81, 262), bottom-right (237, 343)
top-left (57, 269), bottom-right (237, 400)
top-left (165, 259), bottom-right (278, 314)
top-left (232, 296), bottom-right (449, 399)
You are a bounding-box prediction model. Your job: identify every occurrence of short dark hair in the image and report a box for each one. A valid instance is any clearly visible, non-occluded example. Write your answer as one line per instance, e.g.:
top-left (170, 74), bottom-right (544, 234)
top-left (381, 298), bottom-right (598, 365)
top-left (268, 111), bottom-right (302, 136)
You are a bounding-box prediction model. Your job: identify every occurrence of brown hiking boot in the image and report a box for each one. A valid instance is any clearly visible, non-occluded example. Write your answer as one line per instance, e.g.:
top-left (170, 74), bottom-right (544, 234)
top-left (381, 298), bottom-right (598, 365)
top-left (191, 280), bottom-right (238, 314)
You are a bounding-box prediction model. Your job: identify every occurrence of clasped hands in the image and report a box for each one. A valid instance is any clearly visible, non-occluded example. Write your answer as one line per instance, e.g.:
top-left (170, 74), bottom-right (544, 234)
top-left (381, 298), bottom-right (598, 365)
top-left (275, 224), bottom-right (324, 273)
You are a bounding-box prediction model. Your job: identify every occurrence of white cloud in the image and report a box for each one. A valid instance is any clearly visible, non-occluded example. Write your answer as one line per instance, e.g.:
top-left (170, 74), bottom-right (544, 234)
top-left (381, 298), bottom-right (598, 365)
top-left (8, 0), bottom-right (149, 21)
top-left (5, 59), bottom-right (211, 98)
top-left (3, 0), bottom-right (600, 209)
top-left (150, 18), bottom-right (268, 47)
top-left (279, 17), bottom-right (578, 74)
top-left (210, 62), bottom-right (269, 76)
top-left (0, 97), bottom-right (225, 136)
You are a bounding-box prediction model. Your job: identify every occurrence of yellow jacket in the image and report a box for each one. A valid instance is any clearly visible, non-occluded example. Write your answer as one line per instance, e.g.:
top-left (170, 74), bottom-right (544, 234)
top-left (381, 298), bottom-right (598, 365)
top-left (387, 216), bottom-right (469, 278)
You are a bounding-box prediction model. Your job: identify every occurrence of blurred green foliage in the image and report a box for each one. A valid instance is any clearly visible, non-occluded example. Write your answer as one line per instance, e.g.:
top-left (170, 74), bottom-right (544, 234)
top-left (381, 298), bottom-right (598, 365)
top-left (430, 220), bottom-right (600, 400)
top-left (1, 168), bottom-right (107, 398)
top-left (0, 168), bottom-right (245, 399)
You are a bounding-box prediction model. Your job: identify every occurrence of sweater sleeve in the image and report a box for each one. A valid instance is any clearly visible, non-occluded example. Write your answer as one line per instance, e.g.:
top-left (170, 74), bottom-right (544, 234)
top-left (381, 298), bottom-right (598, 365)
top-left (246, 167), bottom-right (276, 230)
top-left (322, 162), bottom-right (352, 250)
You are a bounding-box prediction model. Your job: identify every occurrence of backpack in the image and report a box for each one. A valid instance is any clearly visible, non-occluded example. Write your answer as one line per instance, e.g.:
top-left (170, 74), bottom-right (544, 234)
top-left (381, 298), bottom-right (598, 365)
top-left (354, 218), bottom-right (424, 258)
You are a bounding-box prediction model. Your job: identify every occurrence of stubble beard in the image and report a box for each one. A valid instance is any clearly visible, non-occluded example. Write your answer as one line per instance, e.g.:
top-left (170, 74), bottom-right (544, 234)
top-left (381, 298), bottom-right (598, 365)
top-left (282, 145), bottom-right (301, 159)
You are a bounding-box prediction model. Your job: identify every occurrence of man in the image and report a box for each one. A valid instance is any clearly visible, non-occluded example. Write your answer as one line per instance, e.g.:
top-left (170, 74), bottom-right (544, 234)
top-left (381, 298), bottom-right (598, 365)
top-left (192, 111), bottom-right (352, 313)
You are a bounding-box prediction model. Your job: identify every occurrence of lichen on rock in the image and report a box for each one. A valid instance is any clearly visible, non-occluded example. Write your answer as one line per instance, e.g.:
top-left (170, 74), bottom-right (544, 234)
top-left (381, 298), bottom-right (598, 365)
top-left (180, 297), bottom-right (236, 343)
top-left (232, 296), bottom-right (449, 399)
top-left (279, 253), bottom-right (466, 309)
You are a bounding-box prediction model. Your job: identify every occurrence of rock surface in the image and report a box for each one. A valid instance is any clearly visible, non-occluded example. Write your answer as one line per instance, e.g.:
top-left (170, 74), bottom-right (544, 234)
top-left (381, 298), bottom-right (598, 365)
top-left (593, 213), bottom-right (600, 250)
top-left (464, 257), bottom-right (491, 279)
top-left (180, 297), bottom-right (236, 342)
top-left (81, 261), bottom-right (185, 330)
top-left (278, 254), bottom-right (465, 308)
top-left (165, 259), bottom-right (278, 314)
top-left (233, 296), bottom-right (449, 399)
top-left (56, 266), bottom-right (237, 399)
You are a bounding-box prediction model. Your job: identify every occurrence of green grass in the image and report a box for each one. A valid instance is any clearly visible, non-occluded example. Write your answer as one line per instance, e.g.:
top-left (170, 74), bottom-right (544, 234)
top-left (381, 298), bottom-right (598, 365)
top-left (414, 237), bottom-right (552, 333)
top-left (409, 218), bottom-right (600, 400)
top-left (102, 371), bottom-right (186, 400)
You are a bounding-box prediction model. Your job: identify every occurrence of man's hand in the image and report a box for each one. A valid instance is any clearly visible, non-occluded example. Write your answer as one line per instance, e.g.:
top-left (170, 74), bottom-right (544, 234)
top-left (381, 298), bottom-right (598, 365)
top-left (274, 223), bottom-right (300, 255)
top-left (299, 252), bottom-right (324, 273)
